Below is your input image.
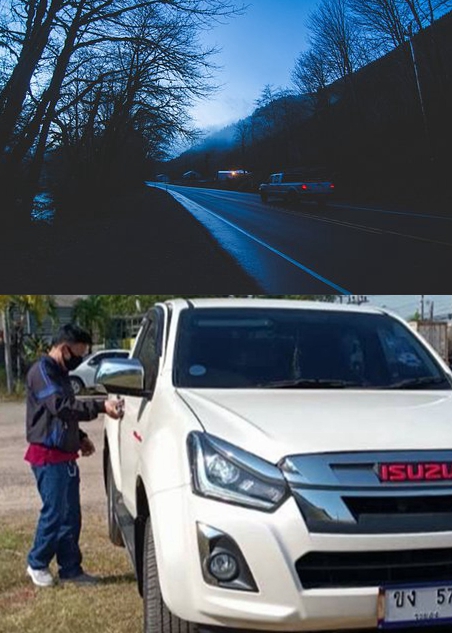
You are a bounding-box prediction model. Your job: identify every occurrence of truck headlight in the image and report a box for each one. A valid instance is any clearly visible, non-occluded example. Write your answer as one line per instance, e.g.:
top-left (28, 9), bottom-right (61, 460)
top-left (188, 432), bottom-right (288, 511)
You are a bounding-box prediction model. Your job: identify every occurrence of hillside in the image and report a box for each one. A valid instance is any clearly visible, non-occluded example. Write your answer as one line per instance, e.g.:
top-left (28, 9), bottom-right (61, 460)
top-left (160, 10), bottom-right (452, 205)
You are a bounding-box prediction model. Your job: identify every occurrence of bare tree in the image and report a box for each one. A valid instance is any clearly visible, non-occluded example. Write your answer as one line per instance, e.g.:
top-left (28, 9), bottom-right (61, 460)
top-left (348, 0), bottom-right (411, 50)
top-left (50, 2), bottom-right (227, 194)
top-left (252, 84), bottom-right (291, 139)
top-left (0, 0), bottom-right (66, 155)
top-left (292, 48), bottom-right (331, 97)
top-left (349, 0), bottom-right (451, 54)
top-left (402, 0), bottom-right (451, 29)
top-left (308, 0), bottom-right (366, 81)
top-left (235, 118), bottom-right (252, 164)
top-left (0, 0), bottom-right (245, 220)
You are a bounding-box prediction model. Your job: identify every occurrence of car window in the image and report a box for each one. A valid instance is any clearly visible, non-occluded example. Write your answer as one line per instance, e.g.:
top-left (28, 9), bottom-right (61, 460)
top-left (87, 354), bottom-right (101, 367)
top-left (88, 350), bottom-right (128, 367)
top-left (133, 312), bottom-right (162, 393)
top-left (173, 308), bottom-right (451, 390)
top-left (110, 351), bottom-right (128, 359)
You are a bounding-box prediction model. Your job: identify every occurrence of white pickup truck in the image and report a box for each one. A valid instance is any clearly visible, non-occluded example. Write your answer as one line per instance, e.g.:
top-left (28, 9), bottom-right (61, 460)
top-left (259, 170), bottom-right (335, 206)
top-left (97, 297), bottom-right (452, 633)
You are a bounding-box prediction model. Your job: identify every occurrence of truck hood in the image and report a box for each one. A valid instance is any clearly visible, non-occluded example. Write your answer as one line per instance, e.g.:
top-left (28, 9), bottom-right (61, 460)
top-left (177, 389), bottom-right (452, 463)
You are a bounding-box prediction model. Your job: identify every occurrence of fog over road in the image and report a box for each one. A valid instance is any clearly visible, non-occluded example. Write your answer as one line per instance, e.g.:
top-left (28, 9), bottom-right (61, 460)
top-left (150, 184), bottom-right (452, 293)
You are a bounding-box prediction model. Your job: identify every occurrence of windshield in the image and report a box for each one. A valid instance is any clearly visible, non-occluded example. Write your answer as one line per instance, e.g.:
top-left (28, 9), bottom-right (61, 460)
top-left (173, 308), bottom-right (451, 390)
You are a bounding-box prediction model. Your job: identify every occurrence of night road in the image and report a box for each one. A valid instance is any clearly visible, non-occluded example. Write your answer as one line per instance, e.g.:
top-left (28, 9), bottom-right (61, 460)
top-left (149, 183), bottom-right (452, 293)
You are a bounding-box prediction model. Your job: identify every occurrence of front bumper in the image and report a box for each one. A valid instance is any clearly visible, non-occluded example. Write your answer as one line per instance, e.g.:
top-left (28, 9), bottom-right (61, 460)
top-left (149, 486), bottom-right (452, 632)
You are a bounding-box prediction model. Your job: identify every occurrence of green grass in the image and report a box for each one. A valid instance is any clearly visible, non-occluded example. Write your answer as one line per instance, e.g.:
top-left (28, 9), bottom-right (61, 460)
top-left (0, 512), bottom-right (142, 633)
top-left (0, 367), bottom-right (26, 401)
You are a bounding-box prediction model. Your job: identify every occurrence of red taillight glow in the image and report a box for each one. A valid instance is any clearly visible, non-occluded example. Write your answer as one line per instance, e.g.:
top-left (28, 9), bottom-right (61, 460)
top-left (378, 462), bottom-right (452, 482)
top-left (330, 184), bottom-right (335, 189)
top-left (301, 184), bottom-right (308, 190)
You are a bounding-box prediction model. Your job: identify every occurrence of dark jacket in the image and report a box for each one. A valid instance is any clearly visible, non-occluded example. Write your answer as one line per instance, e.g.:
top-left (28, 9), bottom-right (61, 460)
top-left (26, 355), bottom-right (105, 453)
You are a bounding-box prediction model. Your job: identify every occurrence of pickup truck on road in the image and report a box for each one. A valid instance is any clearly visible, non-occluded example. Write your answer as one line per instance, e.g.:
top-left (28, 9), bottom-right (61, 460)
top-left (96, 297), bottom-right (452, 633)
top-left (259, 170), bottom-right (335, 206)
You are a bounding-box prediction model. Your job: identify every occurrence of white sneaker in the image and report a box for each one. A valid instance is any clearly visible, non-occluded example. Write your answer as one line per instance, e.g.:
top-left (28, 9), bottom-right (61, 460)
top-left (27, 565), bottom-right (54, 587)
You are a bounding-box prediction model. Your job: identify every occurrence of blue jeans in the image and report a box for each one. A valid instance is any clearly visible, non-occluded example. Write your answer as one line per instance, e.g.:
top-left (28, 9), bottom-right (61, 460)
top-left (27, 461), bottom-right (84, 579)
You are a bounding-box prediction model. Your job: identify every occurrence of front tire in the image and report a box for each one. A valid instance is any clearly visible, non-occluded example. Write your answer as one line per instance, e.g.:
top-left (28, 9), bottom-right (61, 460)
top-left (70, 376), bottom-right (84, 395)
top-left (143, 516), bottom-right (196, 633)
top-left (107, 458), bottom-right (124, 547)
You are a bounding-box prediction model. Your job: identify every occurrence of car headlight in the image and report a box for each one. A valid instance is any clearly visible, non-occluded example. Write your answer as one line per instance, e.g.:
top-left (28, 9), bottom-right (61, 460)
top-left (188, 432), bottom-right (288, 511)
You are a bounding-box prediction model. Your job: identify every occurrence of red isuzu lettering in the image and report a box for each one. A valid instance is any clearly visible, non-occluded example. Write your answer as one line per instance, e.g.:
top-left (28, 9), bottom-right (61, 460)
top-left (379, 463), bottom-right (452, 482)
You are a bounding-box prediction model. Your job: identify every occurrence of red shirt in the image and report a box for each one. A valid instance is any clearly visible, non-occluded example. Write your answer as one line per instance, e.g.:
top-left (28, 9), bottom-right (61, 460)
top-left (24, 444), bottom-right (79, 466)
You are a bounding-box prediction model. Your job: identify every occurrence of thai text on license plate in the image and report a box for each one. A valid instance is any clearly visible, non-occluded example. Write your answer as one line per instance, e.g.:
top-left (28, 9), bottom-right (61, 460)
top-left (378, 583), bottom-right (452, 628)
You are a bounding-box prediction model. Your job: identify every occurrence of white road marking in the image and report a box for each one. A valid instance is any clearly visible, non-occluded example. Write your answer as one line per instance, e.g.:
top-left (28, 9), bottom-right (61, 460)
top-left (156, 186), bottom-right (351, 294)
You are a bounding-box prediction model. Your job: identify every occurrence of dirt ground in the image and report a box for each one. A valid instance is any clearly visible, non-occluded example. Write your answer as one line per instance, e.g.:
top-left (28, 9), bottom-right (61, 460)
top-left (0, 400), bottom-right (107, 518)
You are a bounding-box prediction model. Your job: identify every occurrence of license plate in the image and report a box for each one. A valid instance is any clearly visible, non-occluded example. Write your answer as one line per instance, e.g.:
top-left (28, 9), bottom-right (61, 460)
top-left (378, 583), bottom-right (452, 628)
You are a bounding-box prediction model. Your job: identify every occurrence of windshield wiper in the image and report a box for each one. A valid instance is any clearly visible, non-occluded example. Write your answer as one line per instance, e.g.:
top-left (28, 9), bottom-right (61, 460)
top-left (256, 378), bottom-right (363, 389)
top-left (385, 376), bottom-right (451, 390)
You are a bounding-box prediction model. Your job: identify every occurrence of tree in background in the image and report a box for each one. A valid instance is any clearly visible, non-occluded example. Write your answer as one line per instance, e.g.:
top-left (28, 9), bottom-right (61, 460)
top-left (402, 0), bottom-right (452, 29)
top-left (0, 295), bottom-right (55, 393)
top-left (0, 0), bottom-right (245, 222)
top-left (72, 295), bottom-right (110, 342)
top-left (307, 0), bottom-right (369, 83)
top-left (292, 49), bottom-right (331, 98)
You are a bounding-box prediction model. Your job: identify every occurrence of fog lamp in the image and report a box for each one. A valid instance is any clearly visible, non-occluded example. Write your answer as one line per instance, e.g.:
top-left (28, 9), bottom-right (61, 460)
top-left (208, 552), bottom-right (239, 581)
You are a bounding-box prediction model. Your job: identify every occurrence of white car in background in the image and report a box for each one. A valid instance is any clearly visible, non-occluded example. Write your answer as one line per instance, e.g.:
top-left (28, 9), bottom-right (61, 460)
top-left (69, 349), bottom-right (129, 394)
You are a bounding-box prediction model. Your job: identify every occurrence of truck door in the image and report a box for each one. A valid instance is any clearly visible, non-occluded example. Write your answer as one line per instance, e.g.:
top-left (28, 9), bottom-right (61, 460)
top-left (272, 173), bottom-right (282, 194)
top-left (119, 307), bottom-right (165, 514)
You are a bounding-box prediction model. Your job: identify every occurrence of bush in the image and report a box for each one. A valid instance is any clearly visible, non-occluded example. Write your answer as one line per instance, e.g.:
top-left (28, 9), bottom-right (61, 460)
top-left (0, 367), bottom-right (26, 400)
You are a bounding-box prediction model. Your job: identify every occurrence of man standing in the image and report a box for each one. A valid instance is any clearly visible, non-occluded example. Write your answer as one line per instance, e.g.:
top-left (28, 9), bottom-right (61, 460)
top-left (24, 323), bottom-right (124, 587)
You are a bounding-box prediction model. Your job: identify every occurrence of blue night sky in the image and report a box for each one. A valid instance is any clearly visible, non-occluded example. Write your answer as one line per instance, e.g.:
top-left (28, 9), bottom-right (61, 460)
top-left (191, 0), bottom-right (319, 131)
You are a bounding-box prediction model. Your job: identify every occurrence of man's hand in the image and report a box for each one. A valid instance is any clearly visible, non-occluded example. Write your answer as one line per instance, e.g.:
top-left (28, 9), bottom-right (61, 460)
top-left (105, 398), bottom-right (125, 419)
top-left (80, 436), bottom-right (96, 457)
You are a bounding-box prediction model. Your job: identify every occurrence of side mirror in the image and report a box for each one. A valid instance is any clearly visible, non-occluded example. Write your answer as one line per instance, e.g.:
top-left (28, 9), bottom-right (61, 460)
top-left (95, 358), bottom-right (148, 396)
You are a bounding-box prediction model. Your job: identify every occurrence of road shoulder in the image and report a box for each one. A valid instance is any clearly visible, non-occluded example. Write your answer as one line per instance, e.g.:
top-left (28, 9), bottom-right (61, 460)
top-left (0, 186), bottom-right (262, 292)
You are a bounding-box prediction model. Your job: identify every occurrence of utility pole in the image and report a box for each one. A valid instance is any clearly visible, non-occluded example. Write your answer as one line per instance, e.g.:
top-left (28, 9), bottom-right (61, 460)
top-left (1, 309), bottom-right (14, 394)
top-left (420, 295), bottom-right (425, 320)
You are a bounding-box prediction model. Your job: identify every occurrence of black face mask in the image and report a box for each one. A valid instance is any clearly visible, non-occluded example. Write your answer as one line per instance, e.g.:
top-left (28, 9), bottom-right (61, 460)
top-left (64, 348), bottom-right (84, 372)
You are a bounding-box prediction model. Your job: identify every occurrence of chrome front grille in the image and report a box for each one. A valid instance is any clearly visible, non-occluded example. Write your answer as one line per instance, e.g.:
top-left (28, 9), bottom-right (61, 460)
top-left (281, 451), bottom-right (452, 534)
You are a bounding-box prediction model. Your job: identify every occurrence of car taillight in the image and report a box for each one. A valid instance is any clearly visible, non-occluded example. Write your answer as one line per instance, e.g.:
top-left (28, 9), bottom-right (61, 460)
top-left (301, 184), bottom-right (308, 190)
top-left (330, 184), bottom-right (335, 189)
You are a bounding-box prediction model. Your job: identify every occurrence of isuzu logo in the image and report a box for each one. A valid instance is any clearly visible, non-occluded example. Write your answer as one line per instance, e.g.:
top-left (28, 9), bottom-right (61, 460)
top-left (378, 463), bottom-right (452, 482)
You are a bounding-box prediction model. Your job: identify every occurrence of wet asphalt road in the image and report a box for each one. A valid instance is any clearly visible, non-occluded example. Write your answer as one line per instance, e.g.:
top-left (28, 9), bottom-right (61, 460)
top-left (152, 184), bottom-right (452, 293)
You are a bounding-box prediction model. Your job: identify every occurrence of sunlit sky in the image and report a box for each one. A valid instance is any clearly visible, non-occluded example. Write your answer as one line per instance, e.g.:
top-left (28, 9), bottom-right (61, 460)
top-left (190, 0), bottom-right (318, 131)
